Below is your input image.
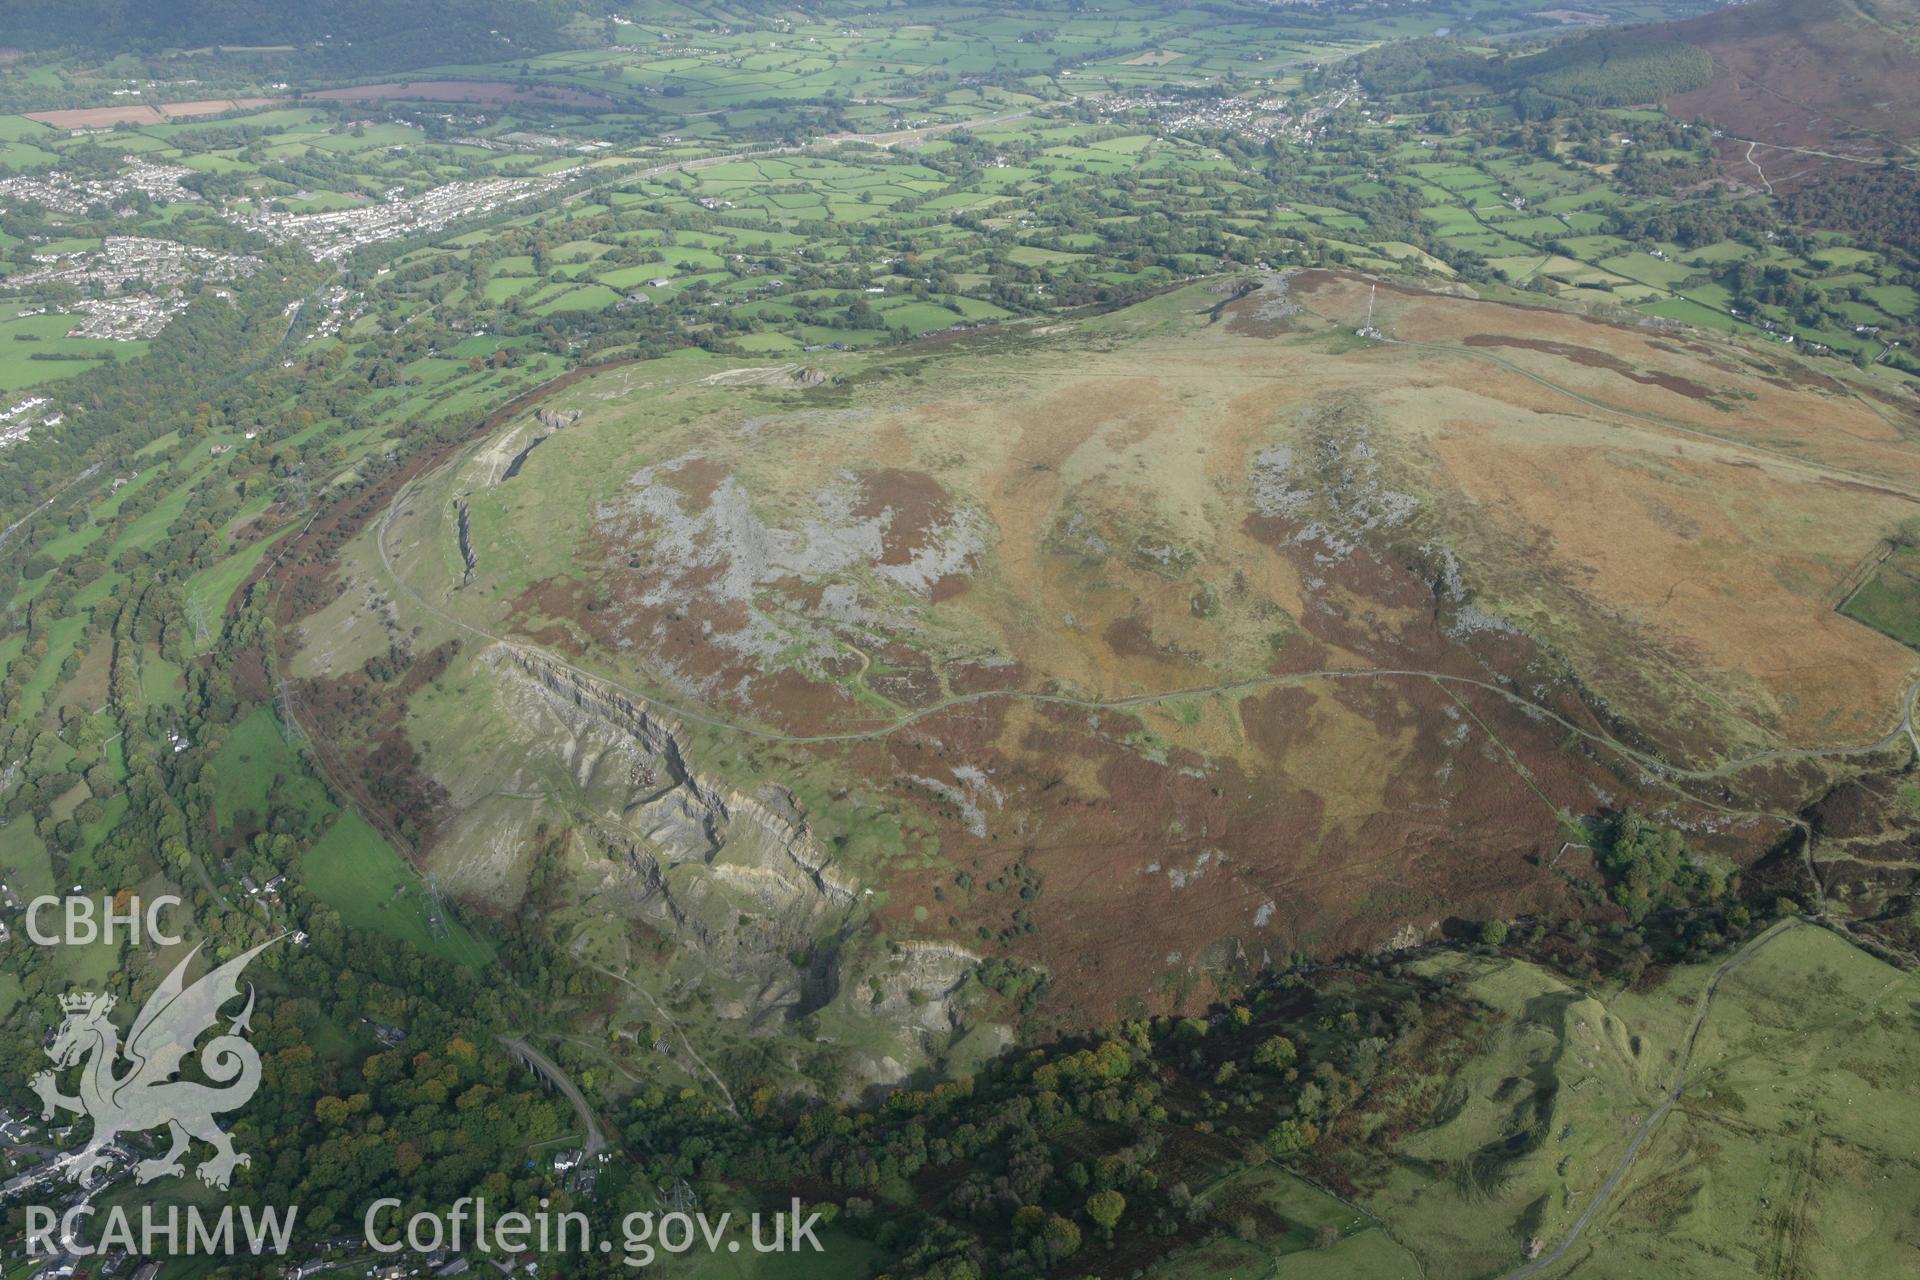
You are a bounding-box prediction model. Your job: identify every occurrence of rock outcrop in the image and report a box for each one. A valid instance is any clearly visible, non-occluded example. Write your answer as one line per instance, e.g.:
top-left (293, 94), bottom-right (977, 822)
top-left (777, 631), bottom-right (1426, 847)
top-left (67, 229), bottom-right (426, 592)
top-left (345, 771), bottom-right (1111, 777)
top-left (479, 644), bottom-right (862, 1024)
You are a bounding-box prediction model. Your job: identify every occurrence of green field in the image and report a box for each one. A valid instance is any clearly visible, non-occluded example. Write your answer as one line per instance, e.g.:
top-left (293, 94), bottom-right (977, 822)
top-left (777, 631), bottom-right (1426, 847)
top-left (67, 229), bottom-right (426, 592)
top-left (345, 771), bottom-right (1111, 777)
top-left (300, 811), bottom-right (493, 967)
top-left (0, 311), bottom-right (139, 392)
top-left (208, 706), bottom-right (332, 830)
top-left (1331, 924), bottom-right (1920, 1280)
top-left (1841, 545), bottom-right (1920, 647)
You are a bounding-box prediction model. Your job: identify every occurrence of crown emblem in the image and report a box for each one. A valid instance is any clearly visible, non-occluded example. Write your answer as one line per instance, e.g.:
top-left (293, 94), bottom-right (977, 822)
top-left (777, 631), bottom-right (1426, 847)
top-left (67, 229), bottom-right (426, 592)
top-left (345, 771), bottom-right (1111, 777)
top-left (34, 939), bottom-right (274, 1193)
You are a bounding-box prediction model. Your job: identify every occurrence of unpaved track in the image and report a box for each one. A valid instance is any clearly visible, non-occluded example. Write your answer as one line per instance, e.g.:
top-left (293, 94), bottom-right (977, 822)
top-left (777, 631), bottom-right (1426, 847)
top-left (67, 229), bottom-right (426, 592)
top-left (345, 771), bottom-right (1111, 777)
top-left (1729, 135), bottom-right (1920, 175)
top-left (584, 960), bottom-right (739, 1116)
top-left (374, 434), bottom-right (1920, 783)
top-left (1499, 918), bottom-right (1804, 1279)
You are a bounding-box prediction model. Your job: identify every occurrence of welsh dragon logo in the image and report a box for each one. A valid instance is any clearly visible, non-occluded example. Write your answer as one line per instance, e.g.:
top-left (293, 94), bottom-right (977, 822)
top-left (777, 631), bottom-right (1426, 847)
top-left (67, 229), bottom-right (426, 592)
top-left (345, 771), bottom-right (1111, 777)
top-left (30, 938), bottom-right (275, 1190)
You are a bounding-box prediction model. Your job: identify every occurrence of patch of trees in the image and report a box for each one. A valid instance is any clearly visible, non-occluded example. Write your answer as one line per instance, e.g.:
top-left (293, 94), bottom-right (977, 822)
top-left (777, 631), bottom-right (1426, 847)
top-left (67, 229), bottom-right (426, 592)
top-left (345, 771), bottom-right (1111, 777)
top-left (1597, 810), bottom-right (1732, 922)
top-left (1603, 196), bottom-right (1788, 253)
top-left (1512, 34), bottom-right (1712, 106)
top-left (1339, 32), bottom-right (1712, 110)
top-left (1784, 169), bottom-right (1920, 257)
top-left (553, 969), bottom-right (1438, 1280)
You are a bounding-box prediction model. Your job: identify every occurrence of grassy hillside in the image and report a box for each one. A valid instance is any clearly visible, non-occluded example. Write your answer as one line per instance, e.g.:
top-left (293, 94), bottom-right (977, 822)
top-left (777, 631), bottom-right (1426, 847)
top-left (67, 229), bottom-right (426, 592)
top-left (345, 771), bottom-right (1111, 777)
top-left (1321, 923), bottom-right (1920, 1279)
top-left (298, 271), bottom-right (1920, 1051)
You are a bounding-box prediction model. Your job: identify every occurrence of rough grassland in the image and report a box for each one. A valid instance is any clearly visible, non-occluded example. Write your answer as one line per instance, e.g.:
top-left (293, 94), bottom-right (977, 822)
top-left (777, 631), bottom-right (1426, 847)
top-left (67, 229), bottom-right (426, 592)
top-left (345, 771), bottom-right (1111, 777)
top-left (416, 272), bottom-right (1914, 756)
top-left (302, 273), bottom-right (1920, 1017)
top-left (1349, 925), bottom-right (1920, 1280)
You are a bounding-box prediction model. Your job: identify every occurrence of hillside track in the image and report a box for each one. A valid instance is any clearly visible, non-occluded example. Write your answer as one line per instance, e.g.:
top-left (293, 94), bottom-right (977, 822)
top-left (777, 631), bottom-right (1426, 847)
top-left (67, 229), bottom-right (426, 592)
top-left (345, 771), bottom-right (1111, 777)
top-left (380, 481), bottom-right (1920, 787)
top-left (1499, 919), bottom-right (1806, 1280)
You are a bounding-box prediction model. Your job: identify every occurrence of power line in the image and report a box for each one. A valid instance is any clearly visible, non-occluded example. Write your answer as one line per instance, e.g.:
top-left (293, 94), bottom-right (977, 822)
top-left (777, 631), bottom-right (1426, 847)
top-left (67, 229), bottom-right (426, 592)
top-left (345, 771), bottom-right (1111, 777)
top-left (187, 594), bottom-right (214, 649)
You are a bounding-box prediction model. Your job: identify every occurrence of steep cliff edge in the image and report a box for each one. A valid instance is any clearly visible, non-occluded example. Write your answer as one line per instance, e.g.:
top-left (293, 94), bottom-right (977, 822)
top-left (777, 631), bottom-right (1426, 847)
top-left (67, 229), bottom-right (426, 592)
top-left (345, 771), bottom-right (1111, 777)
top-left (415, 643), bottom-right (986, 1087)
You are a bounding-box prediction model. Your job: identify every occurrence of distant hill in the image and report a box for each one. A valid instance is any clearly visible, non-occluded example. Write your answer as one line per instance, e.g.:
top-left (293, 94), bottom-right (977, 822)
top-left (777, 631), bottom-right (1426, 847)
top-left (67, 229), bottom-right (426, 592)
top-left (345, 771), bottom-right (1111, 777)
top-left (0, 0), bottom-right (587, 73)
top-left (1657, 0), bottom-right (1920, 186)
top-left (1337, 29), bottom-right (1714, 110)
top-left (1342, 0), bottom-right (1920, 191)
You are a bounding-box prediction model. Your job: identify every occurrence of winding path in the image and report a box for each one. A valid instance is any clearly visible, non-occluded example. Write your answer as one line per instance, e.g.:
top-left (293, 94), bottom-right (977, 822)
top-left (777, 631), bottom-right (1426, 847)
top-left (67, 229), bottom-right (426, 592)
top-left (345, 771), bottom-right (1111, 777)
top-left (584, 959), bottom-right (739, 1116)
top-left (1728, 135), bottom-right (1920, 176)
top-left (1743, 140), bottom-right (1774, 194)
top-left (375, 457), bottom-right (1920, 783)
top-left (1499, 918), bottom-right (1804, 1279)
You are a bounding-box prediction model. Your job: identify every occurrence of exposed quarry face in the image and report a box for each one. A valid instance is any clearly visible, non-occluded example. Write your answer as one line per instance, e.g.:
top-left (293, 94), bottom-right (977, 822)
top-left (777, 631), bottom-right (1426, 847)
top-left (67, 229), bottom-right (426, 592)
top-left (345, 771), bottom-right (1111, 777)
top-left (428, 644), bottom-right (986, 1091)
